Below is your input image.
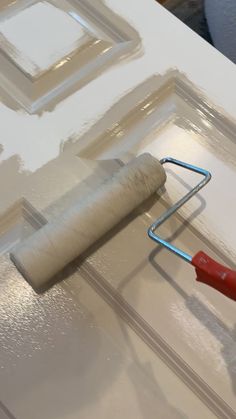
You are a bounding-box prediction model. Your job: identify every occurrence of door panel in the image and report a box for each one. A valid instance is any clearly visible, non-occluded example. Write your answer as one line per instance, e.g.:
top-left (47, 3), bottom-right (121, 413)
top-left (0, 0), bottom-right (140, 113)
top-left (0, 0), bottom-right (236, 418)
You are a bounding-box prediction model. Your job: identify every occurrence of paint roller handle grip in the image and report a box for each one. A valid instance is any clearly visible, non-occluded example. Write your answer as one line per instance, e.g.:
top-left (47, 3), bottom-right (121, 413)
top-left (191, 251), bottom-right (236, 301)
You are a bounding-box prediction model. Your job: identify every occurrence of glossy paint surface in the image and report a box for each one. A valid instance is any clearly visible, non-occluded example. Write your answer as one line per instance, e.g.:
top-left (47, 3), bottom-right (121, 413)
top-left (0, 0), bottom-right (140, 112)
top-left (0, 255), bottom-right (217, 419)
top-left (0, 2), bottom-right (86, 77)
top-left (0, 0), bottom-right (236, 417)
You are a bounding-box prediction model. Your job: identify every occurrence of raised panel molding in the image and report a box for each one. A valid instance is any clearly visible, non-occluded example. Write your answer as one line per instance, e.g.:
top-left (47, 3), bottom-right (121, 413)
top-left (75, 70), bottom-right (236, 162)
top-left (0, 198), bottom-right (47, 255)
top-left (1, 69), bottom-right (236, 418)
top-left (0, 0), bottom-right (140, 113)
top-left (72, 70), bottom-right (236, 265)
top-left (1, 0), bottom-right (236, 416)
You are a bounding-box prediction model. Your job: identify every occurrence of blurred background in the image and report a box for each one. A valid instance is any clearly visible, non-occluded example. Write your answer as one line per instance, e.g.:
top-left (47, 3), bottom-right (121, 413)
top-left (158, 0), bottom-right (236, 64)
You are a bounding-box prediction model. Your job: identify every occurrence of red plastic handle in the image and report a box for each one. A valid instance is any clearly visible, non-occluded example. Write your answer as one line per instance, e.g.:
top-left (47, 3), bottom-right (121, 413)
top-left (191, 251), bottom-right (236, 301)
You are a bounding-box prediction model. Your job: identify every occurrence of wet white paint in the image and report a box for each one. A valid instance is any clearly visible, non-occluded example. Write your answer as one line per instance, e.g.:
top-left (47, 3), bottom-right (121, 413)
top-left (0, 0), bottom-right (236, 416)
top-left (0, 0), bottom-right (236, 172)
top-left (0, 1), bottom-right (86, 77)
top-left (0, 256), bottom-right (216, 419)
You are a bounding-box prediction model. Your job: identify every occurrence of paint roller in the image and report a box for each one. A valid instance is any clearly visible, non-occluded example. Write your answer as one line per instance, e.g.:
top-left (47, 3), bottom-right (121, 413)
top-left (10, 153), bottom-right (236, 301)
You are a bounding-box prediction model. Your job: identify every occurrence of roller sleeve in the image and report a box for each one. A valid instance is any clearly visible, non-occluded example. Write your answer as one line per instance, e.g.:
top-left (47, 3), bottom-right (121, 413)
top-left (10, 153), bottom-right (166, 290)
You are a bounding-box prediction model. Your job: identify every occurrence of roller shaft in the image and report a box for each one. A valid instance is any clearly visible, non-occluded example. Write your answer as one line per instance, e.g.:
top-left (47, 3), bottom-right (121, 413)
top-left (10, 153), bottom-right (166, 290)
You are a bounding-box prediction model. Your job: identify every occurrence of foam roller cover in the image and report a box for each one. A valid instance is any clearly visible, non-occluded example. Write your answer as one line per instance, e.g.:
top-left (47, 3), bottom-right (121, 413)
top-left (10, 153), bottom-right (166, 289)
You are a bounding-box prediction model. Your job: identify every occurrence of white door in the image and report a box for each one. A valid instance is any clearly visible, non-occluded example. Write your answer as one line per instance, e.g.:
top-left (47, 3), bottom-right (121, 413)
top-left (0, 1), bottom-right (236, 418)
